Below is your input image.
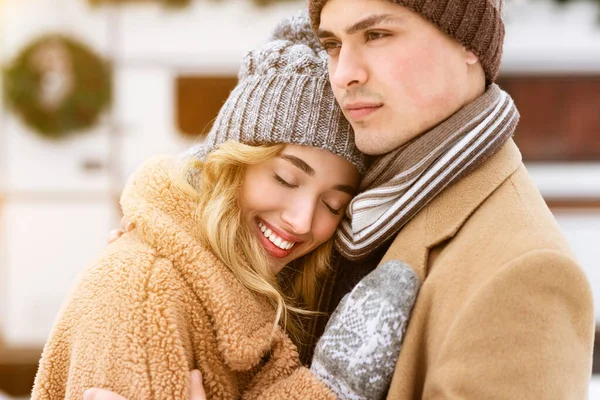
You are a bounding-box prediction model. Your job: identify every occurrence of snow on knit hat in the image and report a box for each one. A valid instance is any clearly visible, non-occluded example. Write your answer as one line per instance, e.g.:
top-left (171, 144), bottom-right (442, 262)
top-left (308, 0), bottom-right (505, 84)
top-left (187, 11), bottom-right (366, 174)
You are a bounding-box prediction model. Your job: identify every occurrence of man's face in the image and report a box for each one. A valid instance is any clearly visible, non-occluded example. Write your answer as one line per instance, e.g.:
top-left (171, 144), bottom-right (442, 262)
top-left (317, 0), bottom-right (483, 155)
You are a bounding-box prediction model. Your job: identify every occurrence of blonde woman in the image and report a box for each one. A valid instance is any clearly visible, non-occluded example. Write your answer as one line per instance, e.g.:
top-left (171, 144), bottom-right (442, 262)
top-left (33, 13), bottom-right (417, 400)
top-left (31, 13), bottom-right (365, 400)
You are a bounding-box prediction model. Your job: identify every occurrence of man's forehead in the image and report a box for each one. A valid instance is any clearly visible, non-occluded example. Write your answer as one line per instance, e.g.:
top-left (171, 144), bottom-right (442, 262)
top-left (318, 2), bottom-right (411, 34)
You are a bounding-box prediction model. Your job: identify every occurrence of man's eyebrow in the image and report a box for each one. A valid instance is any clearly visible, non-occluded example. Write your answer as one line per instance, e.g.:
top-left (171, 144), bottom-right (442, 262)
top-left (347, 14), bottom-right (404, 35)
top-left (317, 28), bottom-right (336, 39)
top-left (333, 184), bottom-right (356, 196)
top-left (280, 155), bottom-right (315, 177)
top-left (317, 14), bottom-right (405, 38)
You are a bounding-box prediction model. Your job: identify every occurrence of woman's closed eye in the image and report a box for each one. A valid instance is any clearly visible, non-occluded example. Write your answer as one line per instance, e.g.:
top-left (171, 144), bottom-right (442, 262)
top-left (323, 201), bottom-right (343, 216)
top-left (273, 174), bottom-right (297, 188)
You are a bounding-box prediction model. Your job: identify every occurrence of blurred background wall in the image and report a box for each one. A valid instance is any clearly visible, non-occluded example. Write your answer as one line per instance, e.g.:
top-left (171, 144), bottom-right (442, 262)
top-left (0, 0), bottom-right (598, 398)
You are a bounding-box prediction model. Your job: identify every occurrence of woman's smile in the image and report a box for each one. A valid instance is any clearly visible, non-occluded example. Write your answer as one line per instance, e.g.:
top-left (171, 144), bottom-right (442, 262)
top-left (255, 218), bottom-right (302, 259)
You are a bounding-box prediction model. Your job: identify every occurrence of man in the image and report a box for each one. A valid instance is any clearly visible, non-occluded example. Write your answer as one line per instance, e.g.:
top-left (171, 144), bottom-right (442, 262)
top-left (96, 2), bottom-right (593, 398)
top-left (305, 0), bottom-right (595, 398)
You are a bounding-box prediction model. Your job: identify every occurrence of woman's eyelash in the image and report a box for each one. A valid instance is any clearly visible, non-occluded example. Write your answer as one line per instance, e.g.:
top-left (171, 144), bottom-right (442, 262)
top-left (273, 174), bottom-right (296, 188)
top-left (273, 173), bottom-right (342, 215)
top-left (324, 202), bottom-right (341, 216)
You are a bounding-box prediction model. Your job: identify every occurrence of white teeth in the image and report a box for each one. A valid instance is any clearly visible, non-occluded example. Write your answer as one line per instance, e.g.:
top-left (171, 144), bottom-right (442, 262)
top-left (257, 221), bottom-right (296, 250)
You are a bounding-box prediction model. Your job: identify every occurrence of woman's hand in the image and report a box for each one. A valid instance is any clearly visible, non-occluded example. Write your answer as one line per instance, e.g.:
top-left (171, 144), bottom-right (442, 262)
top-left (188, 370), bottom-right (206, 400)
top-left (83, 370), bottom-right (206, 400)
top-left (107, 216), bottom-right (136, 244)
top-left (83, 388), bottom-right (126, 400)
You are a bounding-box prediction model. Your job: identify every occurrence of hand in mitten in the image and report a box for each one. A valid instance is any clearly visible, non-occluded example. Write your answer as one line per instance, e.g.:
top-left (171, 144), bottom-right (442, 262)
top-left (310, 260), bottom-right (420, 400)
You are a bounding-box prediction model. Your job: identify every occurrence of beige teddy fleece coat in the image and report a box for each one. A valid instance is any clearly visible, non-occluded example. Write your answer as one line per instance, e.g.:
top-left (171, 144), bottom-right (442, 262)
top-left (31, 156), bottom-right (334, 400)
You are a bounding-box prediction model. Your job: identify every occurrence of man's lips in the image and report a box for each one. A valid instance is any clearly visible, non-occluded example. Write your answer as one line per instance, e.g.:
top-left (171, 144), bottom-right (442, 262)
top-left (344, 103), bottom-right (383, 120)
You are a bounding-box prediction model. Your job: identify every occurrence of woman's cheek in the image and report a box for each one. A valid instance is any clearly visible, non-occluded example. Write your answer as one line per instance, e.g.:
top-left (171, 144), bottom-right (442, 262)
top-left (252, 180), bottom-right (280, 203)
top-left (313, 215), bottom-right (339, 246)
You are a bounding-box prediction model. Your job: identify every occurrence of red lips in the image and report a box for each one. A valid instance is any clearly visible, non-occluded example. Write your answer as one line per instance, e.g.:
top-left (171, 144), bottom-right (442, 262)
top-left (255, 218), bottom-right (303, 260)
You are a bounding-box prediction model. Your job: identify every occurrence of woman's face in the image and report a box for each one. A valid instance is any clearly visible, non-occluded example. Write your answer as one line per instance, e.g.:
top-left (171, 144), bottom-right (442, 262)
top-left (239, 144), bottom-right (360, 273)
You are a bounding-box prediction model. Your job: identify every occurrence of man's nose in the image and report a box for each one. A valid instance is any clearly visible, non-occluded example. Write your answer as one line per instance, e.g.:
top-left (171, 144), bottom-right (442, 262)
top-left (330, 45), bottom-right (368, 90)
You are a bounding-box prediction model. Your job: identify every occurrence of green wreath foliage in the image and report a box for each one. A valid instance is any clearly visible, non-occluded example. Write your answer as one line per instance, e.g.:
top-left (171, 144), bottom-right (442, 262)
top-left (3, 34), bottom-right (112, 139)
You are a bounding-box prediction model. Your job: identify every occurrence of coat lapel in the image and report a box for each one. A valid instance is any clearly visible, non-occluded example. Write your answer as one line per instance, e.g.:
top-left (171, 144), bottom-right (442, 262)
top-left (380, 139), bottom-right (523, 281)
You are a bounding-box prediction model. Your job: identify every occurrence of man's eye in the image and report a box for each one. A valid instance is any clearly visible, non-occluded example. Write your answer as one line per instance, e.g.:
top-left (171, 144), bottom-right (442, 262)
top-left (273, 174), bottom-right (296, 188)
top-left (320, 41), bottom-right (341, 55)
top-left (365, 31), bottom-right (387, 41)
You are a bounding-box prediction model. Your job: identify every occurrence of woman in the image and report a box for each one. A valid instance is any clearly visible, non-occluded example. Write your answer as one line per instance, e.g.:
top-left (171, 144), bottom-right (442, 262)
top-left (31, 13), bottom-right (366, 400)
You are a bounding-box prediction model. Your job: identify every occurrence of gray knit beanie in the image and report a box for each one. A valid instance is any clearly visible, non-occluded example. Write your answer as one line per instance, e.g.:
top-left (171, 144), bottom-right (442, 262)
top-left (187, 11), bottom-right (366, 174)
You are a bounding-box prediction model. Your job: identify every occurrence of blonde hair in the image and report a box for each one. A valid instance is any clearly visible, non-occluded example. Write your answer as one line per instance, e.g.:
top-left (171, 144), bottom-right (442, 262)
top-left (175, 141), bottom-right (334, 347)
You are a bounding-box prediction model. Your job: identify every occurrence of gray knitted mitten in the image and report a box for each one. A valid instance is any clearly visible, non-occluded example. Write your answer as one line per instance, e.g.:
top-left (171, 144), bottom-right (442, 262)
top-left (310, 260), bottom-right (420, 400)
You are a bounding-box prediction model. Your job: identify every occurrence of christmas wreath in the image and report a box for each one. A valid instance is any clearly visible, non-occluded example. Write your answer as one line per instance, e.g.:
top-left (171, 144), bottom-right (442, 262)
top-left (3, 34), bottom-right (112, 139)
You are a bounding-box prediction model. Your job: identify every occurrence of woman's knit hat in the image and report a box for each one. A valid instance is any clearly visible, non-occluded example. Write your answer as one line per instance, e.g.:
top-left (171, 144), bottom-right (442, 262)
top-left (308, 0), bottom-right (505, 84)
top-left (187, 12), bottom-right (366, 174)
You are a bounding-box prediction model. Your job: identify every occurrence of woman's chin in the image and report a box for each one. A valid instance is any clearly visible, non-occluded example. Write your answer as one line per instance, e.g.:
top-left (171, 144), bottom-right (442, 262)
top-left (270, 258), bottom-right (287, 274)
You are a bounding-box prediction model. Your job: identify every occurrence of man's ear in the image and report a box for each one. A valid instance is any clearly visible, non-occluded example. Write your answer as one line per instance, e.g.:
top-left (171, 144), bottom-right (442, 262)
top-left (464, 48), bottom-right (479, 65)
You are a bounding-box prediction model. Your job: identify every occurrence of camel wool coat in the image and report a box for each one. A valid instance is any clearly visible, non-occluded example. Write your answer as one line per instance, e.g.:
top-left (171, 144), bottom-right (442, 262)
top-left (31, 156), bottom-right (334, 400)
top-left (381, 139), bottom-right (595, 399)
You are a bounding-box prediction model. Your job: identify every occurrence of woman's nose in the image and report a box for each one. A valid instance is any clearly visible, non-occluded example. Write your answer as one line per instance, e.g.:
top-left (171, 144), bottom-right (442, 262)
top-left (281, 200), bottom-right (316, 236)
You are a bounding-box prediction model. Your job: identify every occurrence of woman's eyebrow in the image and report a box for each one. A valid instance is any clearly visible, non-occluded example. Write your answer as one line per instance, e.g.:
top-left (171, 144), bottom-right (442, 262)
top-left (333, 184), bottom-right (356, 196)
top-left (279, 155), bottom-right (355, 195)
top-left (279, 155), bottom-right (315, 177)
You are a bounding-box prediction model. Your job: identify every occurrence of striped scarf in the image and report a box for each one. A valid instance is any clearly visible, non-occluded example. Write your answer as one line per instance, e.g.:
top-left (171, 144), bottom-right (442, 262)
top-left (336, 84), bottom-right (520, 261)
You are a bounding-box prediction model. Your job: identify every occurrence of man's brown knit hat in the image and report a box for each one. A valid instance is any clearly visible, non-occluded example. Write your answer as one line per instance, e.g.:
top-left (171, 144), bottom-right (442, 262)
top-left (308, 0), bottom-right (505, 83)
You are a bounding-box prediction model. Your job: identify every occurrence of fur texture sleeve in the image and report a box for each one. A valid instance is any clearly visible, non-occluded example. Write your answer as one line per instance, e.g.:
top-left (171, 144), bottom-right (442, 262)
top-left (31, 240), bottom-right (189, 400)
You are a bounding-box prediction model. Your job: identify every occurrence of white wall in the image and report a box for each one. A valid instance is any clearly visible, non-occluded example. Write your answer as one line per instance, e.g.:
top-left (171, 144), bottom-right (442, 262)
top-left (0, 0), bottom-right (598, 350)
top-left (503, 0), bottom-right (600, 74)
top-left (0, 0), bottom-right (306, 347)
top-left (554, 211), bottom-right (600, 321)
